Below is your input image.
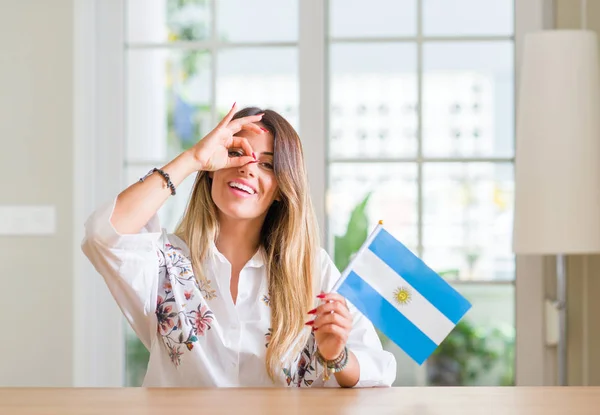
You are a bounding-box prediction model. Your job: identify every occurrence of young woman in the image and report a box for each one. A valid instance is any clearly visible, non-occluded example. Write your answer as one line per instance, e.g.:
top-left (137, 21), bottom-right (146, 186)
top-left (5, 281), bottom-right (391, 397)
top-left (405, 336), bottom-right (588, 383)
top-left (82, 105), bottom-right (396, 388)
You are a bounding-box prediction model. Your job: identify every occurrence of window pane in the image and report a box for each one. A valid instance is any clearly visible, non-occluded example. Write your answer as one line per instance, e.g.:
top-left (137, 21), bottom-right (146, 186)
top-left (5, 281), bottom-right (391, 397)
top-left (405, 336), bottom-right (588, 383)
top-left (125, 165), bottom-right (198, 232)
top-left (217, 48), bottom-right (299, 130)
top-left (423, 42), bottom-right (514, 158)
top-left (422, 163), bottom-right (514, 281)
top-left (217, 0), bottom-right (298, 43)
top-left (126, 49), bottom-right (212, 162)
top-left (329, 43), bottom-right (417, 160)
top-left (423, 0), bottom-right (513, 36)
top-left (127, 0), bottom-right (211, 43)
top-left (330, 0), bottom-right (416, 38)
top-left (327, 163), bottom-right (418, 258)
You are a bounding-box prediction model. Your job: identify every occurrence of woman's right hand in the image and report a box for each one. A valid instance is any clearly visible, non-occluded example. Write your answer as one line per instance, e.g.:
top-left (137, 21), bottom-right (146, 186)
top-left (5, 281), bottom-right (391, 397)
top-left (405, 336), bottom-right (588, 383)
top-left (109, 104), bottom-right (263, 235)
top-left (186, 103), bottom-right (264, 172)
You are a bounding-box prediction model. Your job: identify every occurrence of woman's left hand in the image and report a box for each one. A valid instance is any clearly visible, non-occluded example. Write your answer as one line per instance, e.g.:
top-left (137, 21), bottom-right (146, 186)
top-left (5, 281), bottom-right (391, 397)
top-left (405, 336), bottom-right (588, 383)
top-left (308, 292), bottom-right (352, 361)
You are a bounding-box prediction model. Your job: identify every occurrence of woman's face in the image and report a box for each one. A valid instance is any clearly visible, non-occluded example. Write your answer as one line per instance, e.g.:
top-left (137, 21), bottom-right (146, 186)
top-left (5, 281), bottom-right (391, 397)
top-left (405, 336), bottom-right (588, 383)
top-left (210, 126), bottom-right (279, 222)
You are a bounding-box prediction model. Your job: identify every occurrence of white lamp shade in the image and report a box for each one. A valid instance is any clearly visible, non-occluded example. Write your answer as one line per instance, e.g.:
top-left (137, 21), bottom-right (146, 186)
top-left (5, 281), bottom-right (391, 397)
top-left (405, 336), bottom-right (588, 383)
top-left (513, 30), bottom-right (600, 255)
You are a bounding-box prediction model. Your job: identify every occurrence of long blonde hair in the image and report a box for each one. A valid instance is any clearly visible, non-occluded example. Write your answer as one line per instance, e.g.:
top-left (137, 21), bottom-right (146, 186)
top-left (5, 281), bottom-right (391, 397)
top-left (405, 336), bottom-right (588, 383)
top-left (175, 107), bottom-right (320, 380)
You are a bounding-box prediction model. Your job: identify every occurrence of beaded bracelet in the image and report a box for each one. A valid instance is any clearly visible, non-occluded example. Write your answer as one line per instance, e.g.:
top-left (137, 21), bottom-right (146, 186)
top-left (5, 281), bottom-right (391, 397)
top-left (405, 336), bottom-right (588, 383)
top-left (316, 346), bottom-right (349, 381)
top-left (140, 168), bottom-right (176, 196)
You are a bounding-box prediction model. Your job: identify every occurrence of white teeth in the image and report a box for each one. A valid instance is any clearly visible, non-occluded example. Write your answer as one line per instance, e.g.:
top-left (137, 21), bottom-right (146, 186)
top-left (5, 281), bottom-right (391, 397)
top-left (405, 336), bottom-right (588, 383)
top-left (229, 182), bottom-right (255, 194)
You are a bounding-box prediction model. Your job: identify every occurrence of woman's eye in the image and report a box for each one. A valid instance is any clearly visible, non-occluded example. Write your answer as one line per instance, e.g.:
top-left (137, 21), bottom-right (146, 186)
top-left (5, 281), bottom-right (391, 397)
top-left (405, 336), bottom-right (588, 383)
top-left (228, 149), bottom-right (244, 157)
top-left (260, 162), bottom-right (274, 170)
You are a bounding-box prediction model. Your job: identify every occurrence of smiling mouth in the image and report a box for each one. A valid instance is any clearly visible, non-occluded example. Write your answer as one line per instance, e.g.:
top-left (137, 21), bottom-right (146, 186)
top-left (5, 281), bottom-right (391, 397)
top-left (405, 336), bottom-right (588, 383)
top-left (228, 181), bottom-right (256, 195)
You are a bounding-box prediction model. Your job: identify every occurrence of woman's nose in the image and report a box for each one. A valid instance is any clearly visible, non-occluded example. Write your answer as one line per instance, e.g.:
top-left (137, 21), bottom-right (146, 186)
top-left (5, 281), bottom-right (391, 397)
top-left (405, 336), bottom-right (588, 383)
top-left (238, 160), bottom-right (258, 176)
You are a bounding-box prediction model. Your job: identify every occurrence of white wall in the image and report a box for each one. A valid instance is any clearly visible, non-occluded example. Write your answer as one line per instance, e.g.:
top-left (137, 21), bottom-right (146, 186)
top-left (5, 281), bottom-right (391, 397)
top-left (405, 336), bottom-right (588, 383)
top-left (0, 0), bottom-right (74, 386)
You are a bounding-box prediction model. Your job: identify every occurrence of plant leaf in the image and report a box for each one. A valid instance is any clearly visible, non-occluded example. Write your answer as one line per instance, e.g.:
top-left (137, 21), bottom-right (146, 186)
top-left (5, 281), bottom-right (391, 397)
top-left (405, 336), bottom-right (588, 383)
top-left (334, 192), bottom-right (372, 271)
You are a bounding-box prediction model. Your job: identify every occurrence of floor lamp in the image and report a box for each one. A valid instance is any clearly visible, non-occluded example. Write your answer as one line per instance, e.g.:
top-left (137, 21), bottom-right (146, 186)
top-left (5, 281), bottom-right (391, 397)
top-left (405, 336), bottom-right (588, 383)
top-left (513, 28), bottom-right (600, 385)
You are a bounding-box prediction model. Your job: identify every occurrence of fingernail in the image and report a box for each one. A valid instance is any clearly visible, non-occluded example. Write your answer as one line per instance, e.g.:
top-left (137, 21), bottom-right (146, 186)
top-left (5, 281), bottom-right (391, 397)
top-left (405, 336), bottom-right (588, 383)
top-left (316, 294), bottom-right (326, 299)
top-left (307, 308), bottom-right (317, 315)
top-left (260, 127), bottom-right (268, 133)
top-left (305, 320), bottom-right (314, 326)
top-left (252, 152), bottom-right (256, 159)
top-left (231, 102), bottom-right (236, 109)
top-left (312, 327), bottom-right (319, 331)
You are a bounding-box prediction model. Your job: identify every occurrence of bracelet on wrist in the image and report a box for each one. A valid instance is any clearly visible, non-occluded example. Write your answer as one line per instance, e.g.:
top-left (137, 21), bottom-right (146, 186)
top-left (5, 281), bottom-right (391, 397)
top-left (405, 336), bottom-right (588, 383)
top-left (316, 346), bottom-right (349, 381)
top-left (140, 168), bottom-right (176, 196)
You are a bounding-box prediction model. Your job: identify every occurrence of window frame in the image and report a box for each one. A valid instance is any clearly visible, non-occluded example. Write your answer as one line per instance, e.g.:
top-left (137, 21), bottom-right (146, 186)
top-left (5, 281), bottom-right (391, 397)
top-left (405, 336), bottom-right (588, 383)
top-left (73, 0), bottom-right (551, 386)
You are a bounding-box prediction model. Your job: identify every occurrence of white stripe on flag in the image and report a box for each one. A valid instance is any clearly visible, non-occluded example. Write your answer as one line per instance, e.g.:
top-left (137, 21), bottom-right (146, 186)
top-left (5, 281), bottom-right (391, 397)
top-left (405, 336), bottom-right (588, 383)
top-left (352, 248), bottom-right (456, 345)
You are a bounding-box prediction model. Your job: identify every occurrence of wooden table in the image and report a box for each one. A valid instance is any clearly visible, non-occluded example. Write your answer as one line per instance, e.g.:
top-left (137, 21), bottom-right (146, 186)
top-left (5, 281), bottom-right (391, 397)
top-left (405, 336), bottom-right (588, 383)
top-left (1, 387), bottom-right (599, 415)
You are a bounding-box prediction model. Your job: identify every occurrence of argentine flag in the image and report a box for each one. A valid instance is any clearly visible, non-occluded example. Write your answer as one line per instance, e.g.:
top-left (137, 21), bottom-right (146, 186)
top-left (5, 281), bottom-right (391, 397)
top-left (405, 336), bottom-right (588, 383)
top-left (333, 222), bottom-right (472, 365)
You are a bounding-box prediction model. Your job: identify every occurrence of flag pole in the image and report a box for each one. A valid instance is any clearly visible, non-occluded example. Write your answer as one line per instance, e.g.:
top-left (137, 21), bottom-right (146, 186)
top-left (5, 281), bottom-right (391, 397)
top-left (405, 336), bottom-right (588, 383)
top-left (331, 220), bottom-right (384, 293)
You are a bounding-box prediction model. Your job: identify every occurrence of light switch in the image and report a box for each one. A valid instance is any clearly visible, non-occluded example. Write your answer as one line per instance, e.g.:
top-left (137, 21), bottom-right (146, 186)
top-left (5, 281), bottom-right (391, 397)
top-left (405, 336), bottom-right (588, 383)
top-left (0, 205), bottom-right (56, 235)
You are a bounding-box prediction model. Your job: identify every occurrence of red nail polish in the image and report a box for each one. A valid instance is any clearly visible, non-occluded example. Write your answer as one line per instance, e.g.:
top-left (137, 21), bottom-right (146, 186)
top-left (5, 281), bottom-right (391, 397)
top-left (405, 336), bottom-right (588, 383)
top-left (316, 294), bottom-right (326, 299)
top-left (312, 327), bottom-right (319, 331)
top-left (307, 308), bottom-right (317, 315)
top-left (305, 320), bottom-right (314, 326)
top-left (252, 152), bottom-right (256, 159)
top-left (231, 102), bottom-right (236, 109)
top-left (260, 127), bottom-right (268, 132)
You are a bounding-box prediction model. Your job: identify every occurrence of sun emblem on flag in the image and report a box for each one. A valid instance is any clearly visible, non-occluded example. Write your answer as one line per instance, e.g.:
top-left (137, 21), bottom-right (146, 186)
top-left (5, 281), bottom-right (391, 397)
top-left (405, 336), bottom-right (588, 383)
top-left (393, 287), bottom-right (412, 305)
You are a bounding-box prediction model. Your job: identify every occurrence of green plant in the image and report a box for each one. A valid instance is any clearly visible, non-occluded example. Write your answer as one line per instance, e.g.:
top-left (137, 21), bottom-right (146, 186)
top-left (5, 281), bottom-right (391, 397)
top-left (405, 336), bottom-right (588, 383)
top-left (125, 331), bottom-right (150, 386)
top-left (427, 319), bottom-right (508, 386)
top-left (333, 193), bottom-right (372, 272)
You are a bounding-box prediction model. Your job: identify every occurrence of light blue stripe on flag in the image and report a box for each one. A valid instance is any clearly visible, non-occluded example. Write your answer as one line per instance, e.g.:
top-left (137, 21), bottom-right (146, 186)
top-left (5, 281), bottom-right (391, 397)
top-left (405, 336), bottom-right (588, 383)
top-left (338, 271), bottom-right (438, 365)
top-left (368, 229), bottom-right (471, 324)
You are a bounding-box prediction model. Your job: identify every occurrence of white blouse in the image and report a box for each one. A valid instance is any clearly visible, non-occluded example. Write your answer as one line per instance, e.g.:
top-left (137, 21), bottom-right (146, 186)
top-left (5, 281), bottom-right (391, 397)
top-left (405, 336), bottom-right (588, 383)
top-left (81, 197), bottom-right (397, 388)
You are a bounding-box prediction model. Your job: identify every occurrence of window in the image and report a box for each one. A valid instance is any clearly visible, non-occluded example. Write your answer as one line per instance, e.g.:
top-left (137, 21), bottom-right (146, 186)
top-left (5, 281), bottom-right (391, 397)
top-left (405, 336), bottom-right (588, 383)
top-left (123, 0), bottom-right (300, 386)
top-left (121, 0), bottom-right (515, 387)
top-left (327, 0), bottom-right (515, 386)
